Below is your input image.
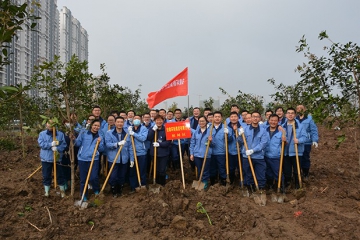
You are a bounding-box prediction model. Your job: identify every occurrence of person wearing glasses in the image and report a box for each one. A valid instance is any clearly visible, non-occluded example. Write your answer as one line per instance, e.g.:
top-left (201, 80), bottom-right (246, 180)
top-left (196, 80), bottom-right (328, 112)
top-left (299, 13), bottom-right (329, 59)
top-left (237, 111), bottom-right (269, 193)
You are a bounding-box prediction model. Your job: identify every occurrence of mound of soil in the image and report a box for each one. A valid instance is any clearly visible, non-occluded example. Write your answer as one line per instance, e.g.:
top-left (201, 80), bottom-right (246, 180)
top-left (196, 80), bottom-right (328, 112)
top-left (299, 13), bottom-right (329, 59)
top-left (1, 125), bottom-right (360, 239)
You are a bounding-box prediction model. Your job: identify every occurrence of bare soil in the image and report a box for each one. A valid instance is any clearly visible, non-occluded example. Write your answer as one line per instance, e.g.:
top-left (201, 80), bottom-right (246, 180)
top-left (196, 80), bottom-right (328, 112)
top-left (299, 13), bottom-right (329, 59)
top-left (1, 125), bottom-right (360, 239)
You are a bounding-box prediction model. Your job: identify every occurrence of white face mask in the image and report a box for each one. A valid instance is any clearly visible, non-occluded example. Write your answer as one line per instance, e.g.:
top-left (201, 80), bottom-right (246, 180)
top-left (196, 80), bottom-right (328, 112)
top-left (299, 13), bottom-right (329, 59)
top-left (65, 123), bottom-right (70, 128)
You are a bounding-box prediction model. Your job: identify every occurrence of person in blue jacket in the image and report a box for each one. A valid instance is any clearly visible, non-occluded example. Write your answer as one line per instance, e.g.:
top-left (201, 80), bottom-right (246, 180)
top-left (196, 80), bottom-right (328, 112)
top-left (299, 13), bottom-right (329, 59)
top-left (189, 116), bottom-right (212, 189)
top-left (147, 115), bottom-right (171, 186)
top-left (75, 119), bottom-right (105, 201)
top-left (209, 111), bottom-right (232, 186)
top-left (169, 109), bottom-right (187, 171)
top-left (124, 110), bottom-right (135, 130)
top-left (282, 107), bottom-right (307, 190)
top-left (105, 116), bottom-right (131, 197)
top-left (38, 120), bottom-right (67, 197)
top-left (142, 113), bottom-right (154, 178)
top-left (128, 115), bottom-right (149, 191)
top-left (264, 114), bottom-right (286, 191)
top-left (296, 105), bottom-right (319, 181)
top-left (237, 111), bottom-right (269, 192)
top-left (227, 111), bottom-right (244, 185)
top-left (275, 107), bottom-right (287, 125)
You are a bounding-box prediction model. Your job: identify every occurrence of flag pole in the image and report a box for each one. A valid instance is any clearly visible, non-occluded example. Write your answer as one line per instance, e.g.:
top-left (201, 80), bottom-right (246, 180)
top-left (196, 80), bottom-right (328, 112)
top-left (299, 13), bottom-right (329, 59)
top-left (187, 95), bottom-right (190, 118)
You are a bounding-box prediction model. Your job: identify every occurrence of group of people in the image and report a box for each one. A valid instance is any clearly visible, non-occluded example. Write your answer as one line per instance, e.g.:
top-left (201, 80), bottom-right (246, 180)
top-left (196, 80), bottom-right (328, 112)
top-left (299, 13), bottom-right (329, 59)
top-left (38, 104), bottom-right (318, 201)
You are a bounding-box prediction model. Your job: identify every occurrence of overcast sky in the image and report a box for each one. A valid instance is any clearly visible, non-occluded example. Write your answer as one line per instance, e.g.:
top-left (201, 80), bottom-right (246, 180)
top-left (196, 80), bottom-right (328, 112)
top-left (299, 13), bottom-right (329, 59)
top-left (57, 0), bottom-right (360, 110)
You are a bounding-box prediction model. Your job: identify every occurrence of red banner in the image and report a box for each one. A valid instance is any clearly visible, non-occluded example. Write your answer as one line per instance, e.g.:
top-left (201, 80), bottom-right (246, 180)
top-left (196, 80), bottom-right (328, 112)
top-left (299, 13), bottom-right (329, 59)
top-left (146, 67), bottom-right (188, 109)
top-left (165, 121), bottom-right (191, 140)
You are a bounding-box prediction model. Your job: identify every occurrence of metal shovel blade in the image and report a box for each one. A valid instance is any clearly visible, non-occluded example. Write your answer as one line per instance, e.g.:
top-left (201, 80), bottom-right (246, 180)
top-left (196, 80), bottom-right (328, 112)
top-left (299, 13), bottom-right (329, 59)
top-left (149, 184), bottom-right (160, 194)
top-left (260, 192), bottom-right (267, 206)
top-left (192, 180), bottom-right (205, 191)
top-left (241, 188), bottom-right (249, 197)
top-left (253, 193), bottom-right (262, 205)
top-left (294, 188), bottom-right (306, 199)
top-left (135, 186), bottom-right (147, 193)
top-left (271, 192), bottom-right (278, 203)
top-left (74, 200), bottom-right (88, 209)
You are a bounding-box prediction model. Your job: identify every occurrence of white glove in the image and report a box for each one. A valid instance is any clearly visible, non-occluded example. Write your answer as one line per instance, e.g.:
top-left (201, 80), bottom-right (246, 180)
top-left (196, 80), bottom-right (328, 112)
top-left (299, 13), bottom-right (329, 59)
top-left (238, 128), bottom-right (244, 136)
top-left (207, 123), bottom-right (211, 128)
top-left (223, 128), bottom-right (229, 134)
top-left (153, 142), bottom-right (160, 147)
top-left (51, 146), bottom-right (57, 152)
top-left (312, 142), bottom-right (318, 148)
top-left (246, 149), bottom-right (254, 156)
top-left (130, 161), bottom-right (134, 168)
top-left (51, 141), bottom-right (58, 146)
top-left (128, 126), bottom-right (133, 132)
top-left (86, 123), bottom-right (90, 129)
top-left (118, 140), bottom-right (126, 146)
top-left (259, 121), bottom-right (264, 124)
top-left (152, 125), bottom-right (158, 131)
top-left (129, 130), bottom-right (135, 136)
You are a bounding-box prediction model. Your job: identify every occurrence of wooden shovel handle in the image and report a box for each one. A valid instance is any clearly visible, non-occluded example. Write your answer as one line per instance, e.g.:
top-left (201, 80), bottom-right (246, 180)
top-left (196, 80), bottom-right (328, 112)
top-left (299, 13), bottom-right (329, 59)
top-left (241, 129), bottom-right (259, 191)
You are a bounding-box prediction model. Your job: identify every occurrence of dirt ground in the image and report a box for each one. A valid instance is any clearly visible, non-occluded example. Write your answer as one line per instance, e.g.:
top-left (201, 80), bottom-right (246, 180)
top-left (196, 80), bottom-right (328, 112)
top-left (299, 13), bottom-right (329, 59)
top-left (1, 124), bottom-right (360, 240)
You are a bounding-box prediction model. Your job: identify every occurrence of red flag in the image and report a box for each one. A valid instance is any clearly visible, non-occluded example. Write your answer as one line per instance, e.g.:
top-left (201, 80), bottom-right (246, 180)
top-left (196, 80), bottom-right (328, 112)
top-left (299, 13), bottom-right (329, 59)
top-left (146, 67), bottom-right (188, 109)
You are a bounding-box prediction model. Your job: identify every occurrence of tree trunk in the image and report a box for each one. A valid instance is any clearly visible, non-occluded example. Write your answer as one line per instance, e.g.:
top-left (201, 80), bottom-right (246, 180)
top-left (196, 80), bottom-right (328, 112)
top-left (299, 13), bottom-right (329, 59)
top-left (70, 139), bottom-right (75, 196)
top-left (19, 100), bottom-right (25, 159)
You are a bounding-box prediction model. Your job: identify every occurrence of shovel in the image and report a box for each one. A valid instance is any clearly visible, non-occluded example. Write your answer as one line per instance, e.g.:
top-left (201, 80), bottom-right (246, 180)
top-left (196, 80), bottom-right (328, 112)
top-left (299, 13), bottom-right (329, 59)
top-left (149, 130), bottom-right (161, 193)
top-left (271, 133), bottom-right (286, 203)
top-left (192, 121), bottom-right (214, 190)
top-left (131, 135), bottom-right (147, 192)
top-left (52, 127), bottom-right (58, 189)
top-left (100, 134), bottom-right (128, 194)
top-left (25, 165), bottom-right (42, 180)
top-left (75, 138), bottom-right (101, 209)
top-left (293, 124), bottom-right (305, 199)
top-left (241, 130), bottom-right (266, 206)
top-left (224, 121), bottom-right (231, 192)
top-left (235, 130), bottom-right (248, 197)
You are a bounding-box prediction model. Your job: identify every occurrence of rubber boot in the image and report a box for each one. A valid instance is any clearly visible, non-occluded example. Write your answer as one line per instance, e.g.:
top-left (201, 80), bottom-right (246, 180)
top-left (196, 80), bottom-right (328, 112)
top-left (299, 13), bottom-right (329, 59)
top-left (202, 180), bottom-right (209, 191)
top-left (161, 175), bottom-right (166, 186)
top-left (156, 175), bottom-right (161, 185)
top-left (44, 185), bottom-right (50, 197)
top-left (210, 176), bottom-right (216, 186)
top-left (284, 177), bottom-right (292, 193)
top-left (111, 185), bottom-right (117, 198)
top-left (59, 185), bottom-right (66, 198)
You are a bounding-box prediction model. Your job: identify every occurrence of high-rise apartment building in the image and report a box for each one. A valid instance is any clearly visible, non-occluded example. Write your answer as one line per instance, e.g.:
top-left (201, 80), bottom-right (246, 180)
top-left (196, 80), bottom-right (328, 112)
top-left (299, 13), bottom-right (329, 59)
top-left (0, 1), bottom-right (88, 97)
top-left (59, 6), bottom-right (88, 63)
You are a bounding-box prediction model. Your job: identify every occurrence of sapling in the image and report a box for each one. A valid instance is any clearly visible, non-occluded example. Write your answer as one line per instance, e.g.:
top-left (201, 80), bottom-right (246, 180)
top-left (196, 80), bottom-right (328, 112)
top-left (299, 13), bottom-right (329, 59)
top-left (196, 202), bottom-right (212, 225)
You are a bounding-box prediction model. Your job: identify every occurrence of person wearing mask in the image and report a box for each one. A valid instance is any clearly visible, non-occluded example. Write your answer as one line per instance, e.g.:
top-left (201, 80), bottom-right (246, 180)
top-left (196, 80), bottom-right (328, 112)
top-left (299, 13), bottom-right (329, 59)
top-left (147, 115), bottom-right (171, 186)
top-left (237, 111), bottom-right (269, 193)
top-left (105, 116), bottom-right (131, 197)
top-left (38, 120), bottom-right (67, 197)
top-left (296, 105), bottom-right (319, 181)
top-left (75, 119), bottom-right (105, 201)
top-left (128, 115), bottom-right (149, 192)
top-left (189, 116), bottom-right (212, 190)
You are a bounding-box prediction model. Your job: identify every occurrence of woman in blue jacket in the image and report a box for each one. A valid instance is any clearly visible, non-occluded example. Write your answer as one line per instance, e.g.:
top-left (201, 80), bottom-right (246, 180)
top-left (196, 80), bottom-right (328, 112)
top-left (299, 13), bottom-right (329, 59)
top-left (147, 115), bottom-right (171, 186)
top-left (38, 121), bottom-right (67, 197)
top-left (190, 116), bottom-right (212, 189)
top-left (75, 119), bottom-right (104, 201)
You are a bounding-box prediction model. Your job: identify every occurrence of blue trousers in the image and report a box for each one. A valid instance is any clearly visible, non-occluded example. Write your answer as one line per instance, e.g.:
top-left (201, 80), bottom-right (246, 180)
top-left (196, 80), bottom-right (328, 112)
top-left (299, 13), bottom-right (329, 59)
top-left (41, 161), bottom-right (66, 186)
top-left (78, 160), bottom-right (99, 198)
top-left (283, 155), bottom-right (300, 187)
top-left (194, 157), bottom-right (211, 181)
top-left (265, 157), bottom-right (280, 181)
top-left (243, 157), bottom-right (266, 189)
top-left (153, 156), bottom-right (168, 177)
top-left (129, 155), bottom-right (147, 189)
top-left (301, 144), bottom-right (311, 169)
top-left (210, 155), bottom-right (226, 179)
top-left (107, 161), bottom-right (128, 187)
